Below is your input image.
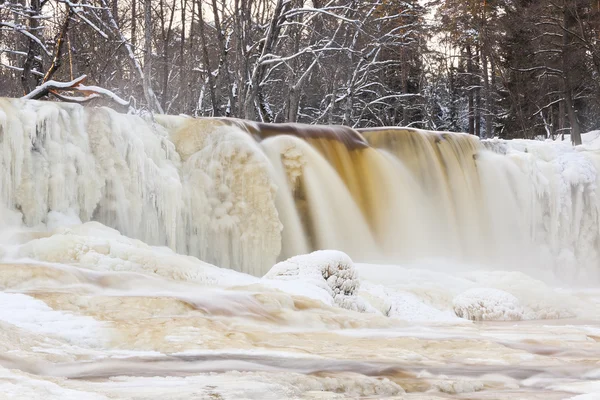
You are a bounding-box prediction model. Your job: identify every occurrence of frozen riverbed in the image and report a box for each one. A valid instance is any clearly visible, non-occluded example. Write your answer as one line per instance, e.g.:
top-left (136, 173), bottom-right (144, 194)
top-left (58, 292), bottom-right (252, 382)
top-left (0, 222), bottom-right (599, 399)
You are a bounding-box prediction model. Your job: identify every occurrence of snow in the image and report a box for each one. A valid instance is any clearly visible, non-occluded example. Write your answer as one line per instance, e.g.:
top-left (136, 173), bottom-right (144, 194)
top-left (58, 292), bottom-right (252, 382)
top-left (13, 221), bottom-right (256, 287)
top-left (453, 288), bottom-right (524, 321)
top-left (0, 224), bottom-right (598, 399)
top-left (355, 262), bottom-right (580, 321)
top-left (76, 84), bottom-right (129, 106)
top-left (0, 367), bottom-right (109, 400)
top-left (416, 370), bottom-right (485, 394)
top-left (1, 99), bottom-right (600, 398)
top-left (0, 99), bottom-right (280, 275)
top-left (3, 98), bottom-right (600, 284)
top-left (0, 292), bottom-right (107, 346)
top-left (0, 22), bottom-right (52, 56)
top-left (22, 75), bottom-right (89, 99)
top-left (551, 381), bottom-right (600, 396)
top-left (549, 129), bottom-right (600, 149)
top-left (264, 250), bottom-right (367, 312)
top-left (569, 395), bottom-right (600, 400)
top-left (478, 133), bottom-right (600, 285)
top-left (360, 282), bottom-right (459, 322)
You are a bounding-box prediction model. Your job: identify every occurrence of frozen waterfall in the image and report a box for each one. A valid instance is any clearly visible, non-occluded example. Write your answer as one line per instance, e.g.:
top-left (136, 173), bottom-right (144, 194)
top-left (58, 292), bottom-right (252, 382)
top-left (1, 97), bottom-right (599, 283)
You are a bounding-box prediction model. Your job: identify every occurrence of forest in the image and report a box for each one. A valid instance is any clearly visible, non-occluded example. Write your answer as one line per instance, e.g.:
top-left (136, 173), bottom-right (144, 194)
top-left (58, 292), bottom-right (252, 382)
top-left (1, 0), bottom-right (599, 142)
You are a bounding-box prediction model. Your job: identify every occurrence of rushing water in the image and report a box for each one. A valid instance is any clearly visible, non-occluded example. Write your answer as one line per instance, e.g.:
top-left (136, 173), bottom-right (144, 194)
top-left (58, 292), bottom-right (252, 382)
top-left (1, 98), bottom-right (600, 399)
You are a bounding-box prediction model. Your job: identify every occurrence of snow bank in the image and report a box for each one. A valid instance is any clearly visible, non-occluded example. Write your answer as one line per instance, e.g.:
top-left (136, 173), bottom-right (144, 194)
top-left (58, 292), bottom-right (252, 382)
top-left (0, 292), bottom-right (107, 346)
top-left (466, 271), bottom-right (577, 320)
top-left (0, 367), bottom-right (109, 400)
top-left (551, 381), bottom-right (600, 398)
top-left (549, 129), bottom-right (600, 150)
top-left (453, 288), bottom-right (524, 321)
top-left (568, 394), bottom-right (600, 400)
top-left (13, 222), bottom-right (256, 287)
top-left (264, 250), bottom-right (367, 312)
top-left (416, 370), bottom-right (485, 394)
top-left (360, 283), bottom-right (459, 322)
top-left (356, 261), bottom-right (582, 321)
top-left (261, 371), bottom-right (404, 397)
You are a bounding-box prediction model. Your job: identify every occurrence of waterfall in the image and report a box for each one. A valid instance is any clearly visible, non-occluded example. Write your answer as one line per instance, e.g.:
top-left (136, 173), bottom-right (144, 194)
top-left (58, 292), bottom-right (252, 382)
top-left (1, 98), bottom-right (599, 282)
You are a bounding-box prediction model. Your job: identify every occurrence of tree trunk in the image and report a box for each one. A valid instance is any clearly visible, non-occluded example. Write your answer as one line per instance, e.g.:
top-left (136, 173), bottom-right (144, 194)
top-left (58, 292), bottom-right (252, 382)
top-left (143, 0), bottom-right (156, 111)
top-left (449, 66), bottom-right (457, 130)
top-left (244, 0), bottom-right (286, 120)
top-left (559, 95), bottom-right (566, 139)
top-left (490, 50), bottom-right (497, 137)
top-left (401, 47), bottom-right (410, 126)
top-left (562, 1), bottom-right (582, 145)
top-left (21, 0), bottom-right (43, 94)
top-left (475, 45), bottom-right (481, 137)
top-left (132, 0), bottom-right (137, 47)
top-left (466, 45), bottom-right (475, 136)
top-left (112, 0), bottom-right (119, 26)
top-left (179, 0), bottom-right (187, 112)
top-left (211, 0), bottom-right (235, 116)
top-left (549, 105), bottom-right (556, 140)
top-left (160, 0), bottom-right (176, 111)
top-left (287, 89), bottom-right (300, 123)
top-left (197, 0), bottom-right (219, 116)
top-left (482, 47), bottom-right (491, 138)
top-left (43, 7), bottom-right (73, 83)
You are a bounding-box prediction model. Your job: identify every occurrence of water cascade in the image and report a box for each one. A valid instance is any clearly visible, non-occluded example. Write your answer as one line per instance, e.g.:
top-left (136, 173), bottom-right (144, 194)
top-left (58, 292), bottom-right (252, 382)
top-left (1, 98), bottom-right (599, 282)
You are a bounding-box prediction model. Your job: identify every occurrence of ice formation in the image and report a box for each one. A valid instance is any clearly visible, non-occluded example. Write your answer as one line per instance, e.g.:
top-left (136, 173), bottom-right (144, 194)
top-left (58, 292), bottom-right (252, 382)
top-left (453, 288), bottom-right (525, 321)
top-left (3, 98), bottom-right (600, 282)
top-left (4, 98), bottom-right (600, 399)
top-left (1, 177), bottom-right (600, 398)
top-left (264, 250), bottom-right (366, 312)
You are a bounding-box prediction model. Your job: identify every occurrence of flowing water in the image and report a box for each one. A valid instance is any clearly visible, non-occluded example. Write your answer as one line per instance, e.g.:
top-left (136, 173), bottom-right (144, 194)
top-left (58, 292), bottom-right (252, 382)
top-left (1, 98), bottom-right (600, 399)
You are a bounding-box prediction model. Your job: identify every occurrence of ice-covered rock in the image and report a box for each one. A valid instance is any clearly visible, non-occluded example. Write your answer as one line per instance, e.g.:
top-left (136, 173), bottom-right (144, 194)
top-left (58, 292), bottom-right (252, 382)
top-left (466, 270), bottom-right (577, 319)
top-left (360, 283), bottom-right (459, 322)
top-left (264, 250), bottom-right (366, 312)
top-left (453, 288), bottom-right (524, 321)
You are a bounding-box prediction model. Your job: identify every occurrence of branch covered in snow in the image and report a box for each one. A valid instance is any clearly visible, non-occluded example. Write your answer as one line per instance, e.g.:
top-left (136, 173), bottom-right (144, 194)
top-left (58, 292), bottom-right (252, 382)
top-left (22, 75), bottom-right (130, 107)
top-left (0, 22), bottom-right (52, 56)
top-left (23, 75), bottom-right (89, 100)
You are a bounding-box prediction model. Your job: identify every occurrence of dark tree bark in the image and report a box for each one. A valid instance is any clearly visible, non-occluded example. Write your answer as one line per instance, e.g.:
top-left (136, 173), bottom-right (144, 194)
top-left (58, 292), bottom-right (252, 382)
top-left (466, 45), bottom-right (475, 136)
top-left (197, 0), bottom-right (219, 116)
top-left (562, 0), bottom-right (581, 145)
top-left (21, 0), bottom-right (43, 94)
top-left (43, 8), bottom-right (73, 83)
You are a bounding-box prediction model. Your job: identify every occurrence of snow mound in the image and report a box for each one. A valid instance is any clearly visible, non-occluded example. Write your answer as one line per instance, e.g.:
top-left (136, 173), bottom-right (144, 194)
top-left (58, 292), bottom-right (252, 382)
top-left (466, 271), bottom-right (577, 319)
top-left (15, 222), bottom-right (255, 287)
top-left (453, 288), bottom-right (524, 321)
top-left (430, 377), bottom-right (484, 394)
top-left (264, 250), bottom-right (366, 312)
top-left (360, 283), bottom-right (459, 322)
top-left (272, 372), bottom-right (404, 397)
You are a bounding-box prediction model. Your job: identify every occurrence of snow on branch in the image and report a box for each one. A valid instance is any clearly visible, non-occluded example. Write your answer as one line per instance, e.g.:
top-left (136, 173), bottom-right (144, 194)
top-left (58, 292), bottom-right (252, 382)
top-left (22, 75), bottom-right (130, 107)
top-left (0, 22), bottom-right (52, 56)
top-left (23, 75), bottom-right (88, 99)
top-left (76, 84), bottom-right (130, 106)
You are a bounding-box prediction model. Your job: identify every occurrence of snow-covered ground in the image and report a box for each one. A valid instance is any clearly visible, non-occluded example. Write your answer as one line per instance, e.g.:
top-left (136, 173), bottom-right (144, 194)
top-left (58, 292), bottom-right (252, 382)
top-left (0, 222), bottom-right (599, 399)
